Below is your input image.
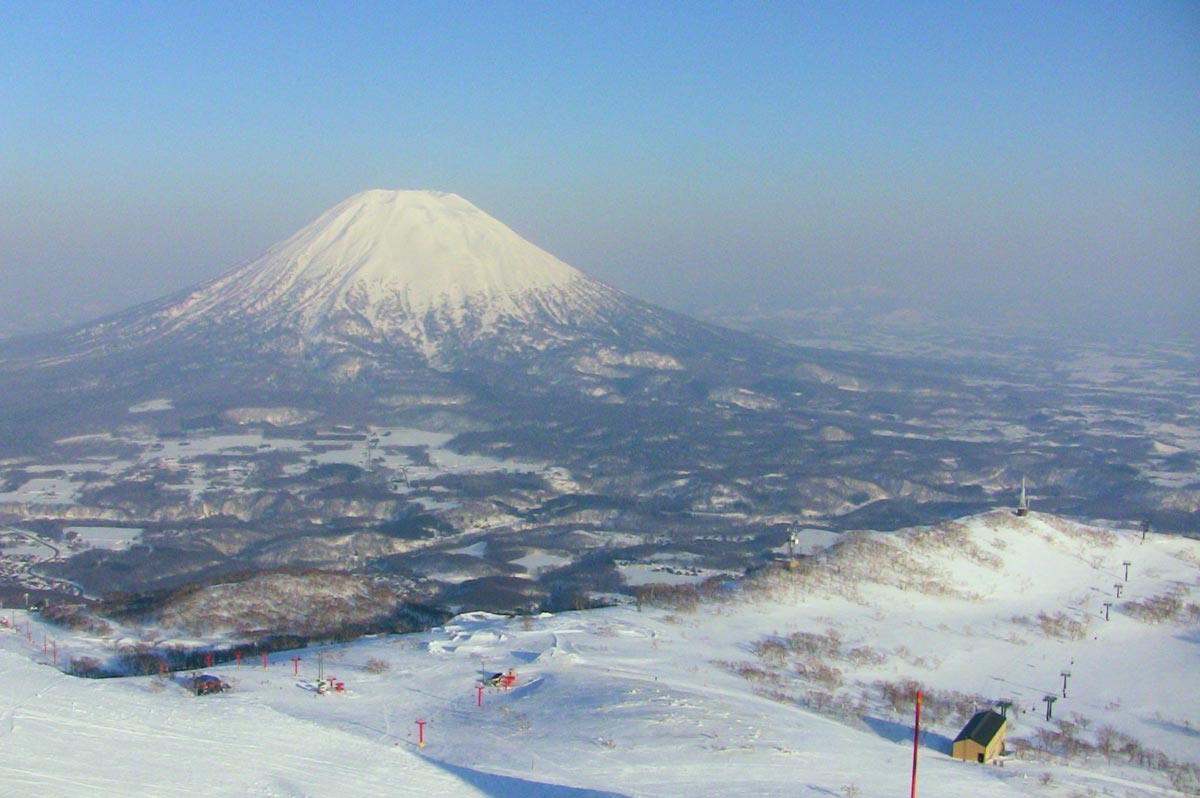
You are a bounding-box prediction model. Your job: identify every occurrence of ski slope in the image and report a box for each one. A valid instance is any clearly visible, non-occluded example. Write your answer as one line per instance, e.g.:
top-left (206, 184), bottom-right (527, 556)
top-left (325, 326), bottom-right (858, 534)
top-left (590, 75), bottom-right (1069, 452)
top-left (1, 511), bottom-right (1197, 797)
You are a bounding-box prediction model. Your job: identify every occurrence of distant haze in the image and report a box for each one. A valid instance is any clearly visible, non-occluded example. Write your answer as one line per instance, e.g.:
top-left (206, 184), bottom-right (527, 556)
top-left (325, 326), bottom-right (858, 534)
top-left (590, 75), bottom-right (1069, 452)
top-left (2, 3), bottom-right (1197, 342)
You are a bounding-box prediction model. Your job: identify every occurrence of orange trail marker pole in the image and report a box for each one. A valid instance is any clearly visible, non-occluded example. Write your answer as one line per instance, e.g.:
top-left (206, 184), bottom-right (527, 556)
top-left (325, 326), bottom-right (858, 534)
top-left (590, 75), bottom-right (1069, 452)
top-left (416, 719), bottom-right (426, 748)
top-left (911, 690), bottom-right (922, 798)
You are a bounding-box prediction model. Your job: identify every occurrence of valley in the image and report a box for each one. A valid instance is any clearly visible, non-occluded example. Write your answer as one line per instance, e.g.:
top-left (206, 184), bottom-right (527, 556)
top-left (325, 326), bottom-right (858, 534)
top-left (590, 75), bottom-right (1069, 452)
top-left (1, 323), bottom-right (1194, 632)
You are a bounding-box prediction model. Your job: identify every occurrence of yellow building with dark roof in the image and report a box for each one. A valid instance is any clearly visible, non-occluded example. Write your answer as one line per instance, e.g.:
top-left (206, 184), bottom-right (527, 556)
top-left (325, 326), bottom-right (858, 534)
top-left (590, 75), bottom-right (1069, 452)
top-left (952, 709), bottom-right (1007, 763)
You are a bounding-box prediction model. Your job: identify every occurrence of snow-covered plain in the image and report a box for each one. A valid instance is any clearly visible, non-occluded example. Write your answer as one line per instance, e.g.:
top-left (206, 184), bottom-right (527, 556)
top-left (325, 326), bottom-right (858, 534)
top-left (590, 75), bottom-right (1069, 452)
top-left (1, 512), bottom-right (1197, 797)
top-left (0, 425), bottom-right (558, 508)
top-left (62, 526), bottom-right (143, 551)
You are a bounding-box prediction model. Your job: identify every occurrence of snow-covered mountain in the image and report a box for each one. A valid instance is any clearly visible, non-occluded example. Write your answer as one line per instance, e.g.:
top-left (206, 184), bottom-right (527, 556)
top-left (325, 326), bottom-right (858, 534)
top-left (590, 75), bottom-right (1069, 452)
top-left (86, 189), bottom-right (699, 367)
top-left (0, 187), bottom-right (789, 455)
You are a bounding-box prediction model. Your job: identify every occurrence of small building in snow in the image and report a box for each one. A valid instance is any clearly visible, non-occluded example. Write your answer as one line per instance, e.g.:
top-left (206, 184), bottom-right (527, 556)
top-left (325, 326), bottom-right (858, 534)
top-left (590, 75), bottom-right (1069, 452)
top-left (952, 709), bottom-right (1007, 763)
top-left (190, 674), bottom-right (229, 696)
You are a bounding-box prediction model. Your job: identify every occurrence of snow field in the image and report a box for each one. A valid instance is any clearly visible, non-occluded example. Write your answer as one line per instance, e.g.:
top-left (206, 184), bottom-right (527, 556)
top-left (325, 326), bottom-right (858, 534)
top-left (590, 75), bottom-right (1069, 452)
top-left (1, 511), bottom-right (1197, 797)
top-left (0, 424), bottom-right (554, 507)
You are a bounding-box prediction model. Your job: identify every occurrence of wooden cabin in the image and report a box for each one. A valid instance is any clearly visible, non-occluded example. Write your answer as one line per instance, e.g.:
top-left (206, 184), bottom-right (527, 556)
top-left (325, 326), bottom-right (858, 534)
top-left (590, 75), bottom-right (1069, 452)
top-left (952, 709), bottom-right (1007, 763)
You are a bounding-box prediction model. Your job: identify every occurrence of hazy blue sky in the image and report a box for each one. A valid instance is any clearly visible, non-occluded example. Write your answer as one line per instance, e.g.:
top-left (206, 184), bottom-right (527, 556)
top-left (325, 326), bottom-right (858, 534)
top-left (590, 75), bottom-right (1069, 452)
top-left (3, 1), bottom-right (1197, 339)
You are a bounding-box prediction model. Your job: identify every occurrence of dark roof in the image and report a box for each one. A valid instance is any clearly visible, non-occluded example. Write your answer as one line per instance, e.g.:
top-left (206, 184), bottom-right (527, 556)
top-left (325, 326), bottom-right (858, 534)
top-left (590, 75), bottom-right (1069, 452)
top-left (954, 710), bottom-right (1007, 745)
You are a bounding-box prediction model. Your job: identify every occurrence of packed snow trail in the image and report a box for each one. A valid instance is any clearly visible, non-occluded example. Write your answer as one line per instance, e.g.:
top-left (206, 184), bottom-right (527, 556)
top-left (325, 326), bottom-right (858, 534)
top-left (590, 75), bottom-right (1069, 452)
top-left (2, 512), bottom-right (1197, 797)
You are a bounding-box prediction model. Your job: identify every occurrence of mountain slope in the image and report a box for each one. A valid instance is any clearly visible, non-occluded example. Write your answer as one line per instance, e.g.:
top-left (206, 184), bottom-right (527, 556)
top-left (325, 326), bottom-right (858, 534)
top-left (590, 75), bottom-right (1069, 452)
top-left (3, 511), bottom-right (1197, 797)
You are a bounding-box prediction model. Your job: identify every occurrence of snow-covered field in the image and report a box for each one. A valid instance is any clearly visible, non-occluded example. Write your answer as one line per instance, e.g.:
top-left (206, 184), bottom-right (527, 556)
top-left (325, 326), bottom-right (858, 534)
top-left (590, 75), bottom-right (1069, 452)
top-left (0, 425), bottom-right (561, 507)
top-left (63, 526), bottom-right (143, 552)
top-left (1, 511), bottom-right (1196, 797)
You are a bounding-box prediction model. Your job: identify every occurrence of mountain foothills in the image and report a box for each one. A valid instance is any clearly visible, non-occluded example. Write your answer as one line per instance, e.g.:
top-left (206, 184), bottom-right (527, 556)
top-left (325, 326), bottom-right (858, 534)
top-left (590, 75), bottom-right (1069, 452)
top-left (0, 190), bottom-right (1196, 624)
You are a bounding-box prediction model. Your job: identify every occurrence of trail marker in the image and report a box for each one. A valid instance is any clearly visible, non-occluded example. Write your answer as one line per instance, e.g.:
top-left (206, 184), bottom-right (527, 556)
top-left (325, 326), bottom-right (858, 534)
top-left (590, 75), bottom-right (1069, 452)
top-left (910, 690), bottom-right (922, 798)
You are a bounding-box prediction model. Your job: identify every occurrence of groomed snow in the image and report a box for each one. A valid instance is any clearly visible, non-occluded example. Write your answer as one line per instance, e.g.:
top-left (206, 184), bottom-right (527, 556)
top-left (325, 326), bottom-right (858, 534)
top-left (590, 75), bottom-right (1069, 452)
top-left (1, 511), bottom-right (1197, 797)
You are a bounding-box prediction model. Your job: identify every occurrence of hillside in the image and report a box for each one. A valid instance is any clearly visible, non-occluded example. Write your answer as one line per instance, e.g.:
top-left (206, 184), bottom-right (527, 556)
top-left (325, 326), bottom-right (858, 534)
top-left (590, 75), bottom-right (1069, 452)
top-left (2, 511), bottom-right (1197, 797)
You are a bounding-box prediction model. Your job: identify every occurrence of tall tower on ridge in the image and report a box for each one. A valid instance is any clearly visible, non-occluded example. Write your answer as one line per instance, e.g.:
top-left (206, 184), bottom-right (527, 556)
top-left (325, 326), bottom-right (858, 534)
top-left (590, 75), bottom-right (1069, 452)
top-left (1016, 477), bottom-right (1030, 516)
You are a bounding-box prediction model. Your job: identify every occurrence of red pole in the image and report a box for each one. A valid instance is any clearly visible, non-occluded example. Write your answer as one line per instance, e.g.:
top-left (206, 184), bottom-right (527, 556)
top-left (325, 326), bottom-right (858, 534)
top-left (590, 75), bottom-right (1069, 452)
top-left (416, 719), bottom-right (426, 748)
top-left (205, 652), bottom-right (214, 668)
top-left (262, 652), bottom-right (268, 670)
top-left (477, 684), bottom-right (484, 707)
top-left (292, 656), bottom-right (301, 676)
top-left (235, 651), bottom-right (242, 667)
top-left (911, 690), bottom-right (922, 798)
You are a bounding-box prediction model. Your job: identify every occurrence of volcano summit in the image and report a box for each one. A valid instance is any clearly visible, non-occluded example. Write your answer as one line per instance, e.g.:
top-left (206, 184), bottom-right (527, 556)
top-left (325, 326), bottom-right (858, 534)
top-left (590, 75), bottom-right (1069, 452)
top-left (70, 189), bottom-right (710, 369)
top-left (131, 189), bottom-right (658, 363)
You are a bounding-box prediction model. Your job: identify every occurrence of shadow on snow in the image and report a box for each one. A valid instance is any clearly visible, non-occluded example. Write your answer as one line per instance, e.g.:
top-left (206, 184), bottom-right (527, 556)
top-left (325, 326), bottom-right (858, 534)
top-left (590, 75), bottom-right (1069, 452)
top-left (863, 716), bottom-right (953, 756)
top-left (426, 758), bottom-right (630, 798)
